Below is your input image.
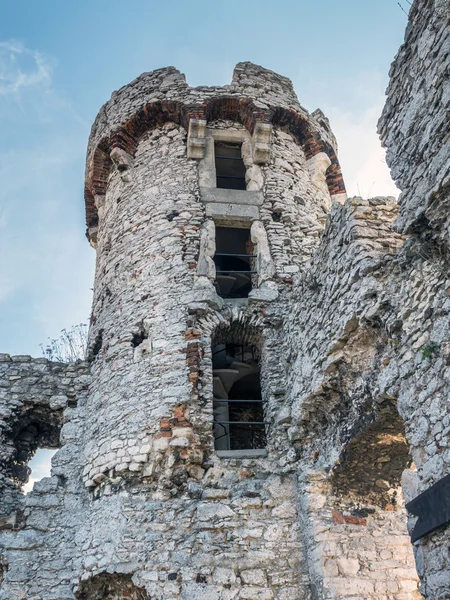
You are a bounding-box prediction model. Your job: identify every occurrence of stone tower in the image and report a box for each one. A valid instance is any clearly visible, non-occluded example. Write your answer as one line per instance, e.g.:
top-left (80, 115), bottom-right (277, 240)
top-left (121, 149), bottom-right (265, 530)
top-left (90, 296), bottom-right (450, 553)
top-left (80, 62), bottom-right (347, 598)
top-left (2, 5), bottom-right (450, 595)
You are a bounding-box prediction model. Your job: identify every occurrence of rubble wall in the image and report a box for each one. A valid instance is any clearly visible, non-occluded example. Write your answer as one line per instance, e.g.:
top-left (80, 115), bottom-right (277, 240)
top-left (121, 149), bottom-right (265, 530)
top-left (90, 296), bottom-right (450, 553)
top-left (379, 0), bottom-right (450, 235)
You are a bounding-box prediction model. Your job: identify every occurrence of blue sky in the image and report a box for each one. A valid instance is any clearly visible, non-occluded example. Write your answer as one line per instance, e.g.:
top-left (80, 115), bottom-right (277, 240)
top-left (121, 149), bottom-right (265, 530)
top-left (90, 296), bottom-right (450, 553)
top-left (0, 0), bottom-right (409, 357)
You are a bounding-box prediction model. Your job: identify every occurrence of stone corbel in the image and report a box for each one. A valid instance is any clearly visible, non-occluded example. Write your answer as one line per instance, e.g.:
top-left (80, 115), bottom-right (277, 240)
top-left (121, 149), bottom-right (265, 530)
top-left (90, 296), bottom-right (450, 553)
top-left (250, 220), bottom-right (275, 287)
top-left (187, 118), bottom-right (207, 160)
top-left (307, 152), bottom-right (332, 190)
top-left (94, 194), bottom-right (106, 222)
top-left (87, 227), bottom-right (98, 249)
top-left (197, 219), bottom-right (216, 279)
top-left (110, 147), bottom-right (134, 182)
top-left (252, 123), bottom-right (273, 165)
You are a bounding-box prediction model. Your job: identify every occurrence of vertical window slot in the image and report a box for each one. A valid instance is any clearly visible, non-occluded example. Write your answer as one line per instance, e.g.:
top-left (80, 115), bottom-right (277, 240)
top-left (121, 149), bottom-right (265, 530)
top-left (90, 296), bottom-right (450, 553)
top-left (214, 227), bottom-right (255, 298)
top-left (213, 342), bottom-right (266, 452)
top-left (215, 142), bottom-right (246, 190)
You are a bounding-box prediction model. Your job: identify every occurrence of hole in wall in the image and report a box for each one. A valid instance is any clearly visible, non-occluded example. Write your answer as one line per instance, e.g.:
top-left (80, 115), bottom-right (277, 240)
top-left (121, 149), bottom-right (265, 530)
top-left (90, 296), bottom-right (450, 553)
top-left (272, 210), bottom-right (282, 222)
top-left (89, 329), bottom-right (104, 360)
top-left (166, 210), bottom-right (179, 222)
top-left (212, 341), bottom-right (266, 451)
top-left (131, 322), bottom-right (148, 348)
top-left (215, 141), bottom-right (246, 190)
top-left (75, 573), bottom-right (148, 600)
top-left (331, 400), bottom-right (413, 509)
top-left (213, 227), bottom-right (254, 298)
top-left (10, 408), bottom-right (63, 494)
top-left (22, 448), bottom-right (57, 493)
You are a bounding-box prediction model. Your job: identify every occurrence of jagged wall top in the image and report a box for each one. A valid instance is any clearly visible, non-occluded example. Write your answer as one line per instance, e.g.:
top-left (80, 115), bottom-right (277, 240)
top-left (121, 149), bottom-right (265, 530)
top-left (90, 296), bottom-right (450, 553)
top-left (379, 0), bottom-right (450, 234)
top-left (84, 62), bottom-right (345, 229)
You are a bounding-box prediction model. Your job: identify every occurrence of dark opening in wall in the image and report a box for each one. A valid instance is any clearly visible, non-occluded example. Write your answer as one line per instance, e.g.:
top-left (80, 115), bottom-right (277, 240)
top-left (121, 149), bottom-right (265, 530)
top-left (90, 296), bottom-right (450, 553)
top-left (131, 322), bottom-right (147, 348)
top-left (89, 329), bottom-right (103, 361)
top-left (215, 142), bottom-right (246, 190)
top-left (214, 227), bottom-right (254, 298)
top-left (212, 342), bottom-right (266, 451)
top-left (331, 400), bottom-right (413, 509)
top-left (75, 573), bottom-right (147, 600)
top-left (11, 408), bottom-right (62, 493)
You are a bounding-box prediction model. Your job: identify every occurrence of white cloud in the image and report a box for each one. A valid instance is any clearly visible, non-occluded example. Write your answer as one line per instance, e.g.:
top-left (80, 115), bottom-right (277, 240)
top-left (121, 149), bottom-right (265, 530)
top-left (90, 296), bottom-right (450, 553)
top-left (307, 70), bottom-right (400, 199)
top-left (328, 103), bottom-right (399, 199)
top-left (0, 40), bottom-right (52, 96)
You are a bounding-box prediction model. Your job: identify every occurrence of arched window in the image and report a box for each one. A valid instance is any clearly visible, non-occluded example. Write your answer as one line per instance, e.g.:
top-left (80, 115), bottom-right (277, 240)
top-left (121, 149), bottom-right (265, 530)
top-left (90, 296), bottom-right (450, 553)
top-left (212, 341), bottom-right (266, 455)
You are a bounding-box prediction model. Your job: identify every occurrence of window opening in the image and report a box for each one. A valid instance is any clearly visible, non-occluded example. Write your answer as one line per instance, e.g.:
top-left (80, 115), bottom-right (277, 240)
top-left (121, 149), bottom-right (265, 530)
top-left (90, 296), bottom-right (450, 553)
top-left (212, 342), bottom-right (266, 451)
top-left (11, 414), bottom-right (62, 494)
top-left (215, 142), bottom-right (246, 190)
top-left (214, 227), bottom-right (255, 298)
top-left (23, 448), bottom-right (57, 493)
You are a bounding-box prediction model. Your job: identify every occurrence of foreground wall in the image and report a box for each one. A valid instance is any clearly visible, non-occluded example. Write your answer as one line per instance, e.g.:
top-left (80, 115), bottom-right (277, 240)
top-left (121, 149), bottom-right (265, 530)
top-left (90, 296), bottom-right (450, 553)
top-left (378, 0), bottom-right (450, 595)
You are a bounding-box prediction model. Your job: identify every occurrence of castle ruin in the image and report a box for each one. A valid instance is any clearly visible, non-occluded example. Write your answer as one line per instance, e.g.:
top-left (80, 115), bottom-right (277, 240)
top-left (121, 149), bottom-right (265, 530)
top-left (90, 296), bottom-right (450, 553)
top-left (0, 0), bottom-right (449, 598)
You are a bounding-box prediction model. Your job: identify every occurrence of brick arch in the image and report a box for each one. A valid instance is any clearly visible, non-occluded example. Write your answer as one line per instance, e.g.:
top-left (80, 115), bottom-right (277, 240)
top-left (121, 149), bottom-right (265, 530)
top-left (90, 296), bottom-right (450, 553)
top-left (85, 100), bottom-right (190, 229)
top-left (203, 96), bottom-right (269, 133)
top-left (84, 99), bottom-right (346, 231)
top-left (270, 107), bottom-right (346, 199)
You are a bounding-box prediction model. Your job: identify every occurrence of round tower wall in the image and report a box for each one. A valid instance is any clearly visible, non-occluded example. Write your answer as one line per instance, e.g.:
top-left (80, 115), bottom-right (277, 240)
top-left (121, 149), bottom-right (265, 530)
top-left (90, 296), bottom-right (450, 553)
top-left (84, 122), bottom-right (202, 488)
top-left (78, 109), bottom-right (316, 598)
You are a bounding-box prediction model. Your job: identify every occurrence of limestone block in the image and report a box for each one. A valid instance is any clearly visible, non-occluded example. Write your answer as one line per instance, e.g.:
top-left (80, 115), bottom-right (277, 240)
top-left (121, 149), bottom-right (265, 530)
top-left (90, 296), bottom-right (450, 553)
top-left (240, 586), bottom-right (273, 600)
top-left (169, 437), bottom-right (190, 447)
top-left (336, 557), bottom-right (360, 576)
top-left (252, 123), bottom-right (273, 165)
top-left (187, 118), bottom-right (207, 159)
top-left (110, 147), bottom-right (134, 182)
top-left (251, 221), bottom-right (276, 286)
top-left (240, 569), bottom-right (267, 585)
top-left (197, 219), bottom-right (216, 278)
top-left (205, 201), bottom-right (259, 223)
top-left (197, 502), bottom-right (236, 521)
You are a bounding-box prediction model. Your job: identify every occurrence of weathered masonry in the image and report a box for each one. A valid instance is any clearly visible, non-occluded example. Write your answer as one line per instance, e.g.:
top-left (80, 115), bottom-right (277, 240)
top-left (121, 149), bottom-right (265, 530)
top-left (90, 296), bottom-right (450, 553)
top-left (0, 1), bottom-right (449, 598)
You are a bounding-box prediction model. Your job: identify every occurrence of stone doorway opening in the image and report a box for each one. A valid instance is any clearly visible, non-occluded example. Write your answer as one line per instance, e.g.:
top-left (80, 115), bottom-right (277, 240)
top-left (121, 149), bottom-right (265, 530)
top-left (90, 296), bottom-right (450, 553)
top-left (321, 399), bottom-right (422, 598)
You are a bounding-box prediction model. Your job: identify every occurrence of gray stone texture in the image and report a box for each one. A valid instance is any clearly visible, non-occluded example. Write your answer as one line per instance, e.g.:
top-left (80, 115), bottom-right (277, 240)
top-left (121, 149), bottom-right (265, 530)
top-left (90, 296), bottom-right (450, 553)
top-left (1, 2), bottom-right (449, 597)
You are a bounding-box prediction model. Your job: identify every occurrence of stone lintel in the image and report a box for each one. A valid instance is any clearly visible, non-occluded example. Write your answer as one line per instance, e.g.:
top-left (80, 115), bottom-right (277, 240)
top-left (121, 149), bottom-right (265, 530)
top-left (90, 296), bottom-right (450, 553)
top-left (204, 201), bottom-right (259, 224)
top-left (200, 188), bottom-right (263, 207)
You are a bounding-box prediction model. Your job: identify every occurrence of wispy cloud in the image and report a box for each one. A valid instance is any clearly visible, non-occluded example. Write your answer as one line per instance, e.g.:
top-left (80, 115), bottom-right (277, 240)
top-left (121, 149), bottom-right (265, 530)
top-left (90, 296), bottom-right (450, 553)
top-left (0, 40), bottom-right (94, 356)
top-left (0, 40), bottom-right (52, 96)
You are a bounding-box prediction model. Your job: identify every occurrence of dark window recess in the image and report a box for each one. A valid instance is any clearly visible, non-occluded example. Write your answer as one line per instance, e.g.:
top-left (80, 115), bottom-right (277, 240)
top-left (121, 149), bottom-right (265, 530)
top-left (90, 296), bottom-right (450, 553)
top-left (215, 142), bottom-right (246, 190)
top-left (214, 227), bottom-right (255, 299)
top-left (212, 343), bottom-right (266, 451)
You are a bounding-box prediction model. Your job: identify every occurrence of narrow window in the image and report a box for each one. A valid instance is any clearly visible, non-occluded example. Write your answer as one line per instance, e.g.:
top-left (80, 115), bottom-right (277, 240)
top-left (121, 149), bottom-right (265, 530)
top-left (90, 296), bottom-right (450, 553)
top-left (213, 342), bottom-right (266, 452)
top-left (215, 142), bottom-right (246, 190)
top-left (214, 227), bottom-right (255, 298)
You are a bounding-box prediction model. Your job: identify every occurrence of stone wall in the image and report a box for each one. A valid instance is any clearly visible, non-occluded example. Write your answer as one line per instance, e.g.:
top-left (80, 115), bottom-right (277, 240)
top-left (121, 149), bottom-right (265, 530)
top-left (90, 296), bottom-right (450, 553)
top-left (1, 5), bottom-right (450, 595)
top-left (379, 0), bottom-right (450, 235)
top-left (0, 354), bottom-right (90, 516)
top-left (378, 0), bottom-right (450, 595)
